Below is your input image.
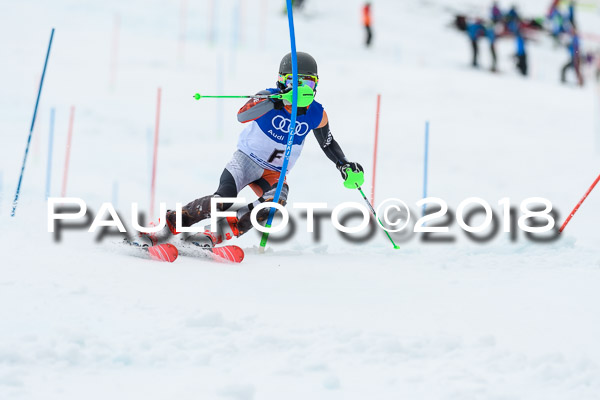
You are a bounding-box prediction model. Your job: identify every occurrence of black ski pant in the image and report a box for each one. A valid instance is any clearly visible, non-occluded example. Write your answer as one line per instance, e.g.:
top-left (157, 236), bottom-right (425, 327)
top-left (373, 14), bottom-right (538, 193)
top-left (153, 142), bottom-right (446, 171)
top-left (365, 25), bottom-right (373, 47)
top-left (561, 59), bottom-right (584, 86)
top-left (516, 54), bottom-right (527, 76)
top-left (471, 39), bottom-right (479, 67)
top-left (175, 168), bottom-right (289, 238)
top-left (490, 42), bottom-right (497, 71)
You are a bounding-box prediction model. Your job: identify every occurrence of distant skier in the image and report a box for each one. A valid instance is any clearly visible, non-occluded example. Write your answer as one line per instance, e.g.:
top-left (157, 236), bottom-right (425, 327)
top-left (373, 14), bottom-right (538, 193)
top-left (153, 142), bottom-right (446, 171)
top-left (363, 3), bottom-right (373, 47)
top-left (561, 26), bottom-right (584, 86)
top-left (515, 28), bottom-right (528, 76)
top-left (143, 52), bottom-right (364, 247)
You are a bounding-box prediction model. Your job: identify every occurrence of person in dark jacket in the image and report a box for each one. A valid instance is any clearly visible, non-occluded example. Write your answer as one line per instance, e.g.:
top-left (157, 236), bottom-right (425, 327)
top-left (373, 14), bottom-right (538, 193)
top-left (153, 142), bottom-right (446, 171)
top-left (491, 2), bottom-right (503, 23)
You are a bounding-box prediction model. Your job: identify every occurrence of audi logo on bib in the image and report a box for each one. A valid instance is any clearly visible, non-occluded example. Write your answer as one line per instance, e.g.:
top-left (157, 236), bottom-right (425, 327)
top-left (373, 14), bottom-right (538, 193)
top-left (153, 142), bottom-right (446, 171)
top-left (271, 115), bottom-right (310, 136)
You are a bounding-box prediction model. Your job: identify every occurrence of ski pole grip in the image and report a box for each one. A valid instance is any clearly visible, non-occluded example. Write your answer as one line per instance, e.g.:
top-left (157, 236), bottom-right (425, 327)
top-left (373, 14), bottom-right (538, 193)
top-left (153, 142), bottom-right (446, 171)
top-left (343, 168), bottom-right (365, 189)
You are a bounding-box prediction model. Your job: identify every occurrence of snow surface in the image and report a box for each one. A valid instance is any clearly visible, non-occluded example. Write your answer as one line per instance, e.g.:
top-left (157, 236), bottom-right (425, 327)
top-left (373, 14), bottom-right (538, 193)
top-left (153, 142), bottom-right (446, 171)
top-left (1, 0), bottom-right (600, 398)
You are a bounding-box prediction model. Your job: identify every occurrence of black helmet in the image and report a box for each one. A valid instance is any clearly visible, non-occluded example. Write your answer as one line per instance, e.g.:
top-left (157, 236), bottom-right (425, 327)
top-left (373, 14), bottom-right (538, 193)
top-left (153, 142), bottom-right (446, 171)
top-left (279, 52), bottom-right (318, 76)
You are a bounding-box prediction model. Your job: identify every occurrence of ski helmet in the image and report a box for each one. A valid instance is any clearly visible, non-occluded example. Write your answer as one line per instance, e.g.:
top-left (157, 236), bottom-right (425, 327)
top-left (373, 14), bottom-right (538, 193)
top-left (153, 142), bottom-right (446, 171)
top-left (279, 52), bottom-right (318, 76)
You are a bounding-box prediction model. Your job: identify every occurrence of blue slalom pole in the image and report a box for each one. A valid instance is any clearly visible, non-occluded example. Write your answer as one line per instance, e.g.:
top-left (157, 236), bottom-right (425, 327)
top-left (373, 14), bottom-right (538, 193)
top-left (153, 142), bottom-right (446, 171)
top-left (45, 107), bottom-right (56, 199)
top-left (259, 0), bottom-right (298, 249)
top-left (11, 28), bottom-right (55, 217)
top-left (422, 121), bottom-right (430, 217)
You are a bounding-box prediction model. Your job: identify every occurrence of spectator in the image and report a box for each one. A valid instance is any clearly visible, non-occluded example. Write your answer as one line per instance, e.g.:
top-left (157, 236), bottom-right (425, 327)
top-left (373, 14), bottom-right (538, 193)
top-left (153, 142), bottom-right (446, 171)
top-left (561, 26), bottom-right (584, 86)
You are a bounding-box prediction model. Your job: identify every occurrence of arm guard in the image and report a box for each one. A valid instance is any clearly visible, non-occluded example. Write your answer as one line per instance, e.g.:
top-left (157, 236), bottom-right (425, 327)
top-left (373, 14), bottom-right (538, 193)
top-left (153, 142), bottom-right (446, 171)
top-left (237, 90), bottom-right (275, 123)
top-left (313, 122), bottom-right (347, 166)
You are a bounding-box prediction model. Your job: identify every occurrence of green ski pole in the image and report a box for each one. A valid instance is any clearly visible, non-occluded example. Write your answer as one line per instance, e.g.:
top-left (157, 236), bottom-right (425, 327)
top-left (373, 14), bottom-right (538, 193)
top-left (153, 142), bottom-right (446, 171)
top-left (343, 168), bottom-right (400, 250)
top-left (193, 85), bottom-right (315, 107)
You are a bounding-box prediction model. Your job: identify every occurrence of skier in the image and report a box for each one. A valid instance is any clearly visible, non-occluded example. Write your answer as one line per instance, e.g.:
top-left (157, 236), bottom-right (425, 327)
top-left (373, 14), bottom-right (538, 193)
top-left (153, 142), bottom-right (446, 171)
top-left (363, 3), bottom-right (373, 47)
top-left (143, 52), bottom-right (364, 247)
top-left (561, 26), bottom-right (584, 86)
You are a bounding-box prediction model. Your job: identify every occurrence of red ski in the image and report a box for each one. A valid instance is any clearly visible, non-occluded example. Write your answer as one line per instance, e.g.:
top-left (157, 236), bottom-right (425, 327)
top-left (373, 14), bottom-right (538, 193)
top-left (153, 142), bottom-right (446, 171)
top-left (120, 239), bottom-right (179, 263)
top-left (147, 243), bottom-right (179, 262)
top-left (176, 242), bottom-right (245, 263)
top-left (209, 245), bottom-right (245, 263)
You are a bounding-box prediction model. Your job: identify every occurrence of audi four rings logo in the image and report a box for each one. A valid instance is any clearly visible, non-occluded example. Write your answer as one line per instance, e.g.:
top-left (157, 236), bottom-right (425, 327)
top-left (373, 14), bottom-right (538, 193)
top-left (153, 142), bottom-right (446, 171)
top-left (271, 115), bottom-right (310, 136)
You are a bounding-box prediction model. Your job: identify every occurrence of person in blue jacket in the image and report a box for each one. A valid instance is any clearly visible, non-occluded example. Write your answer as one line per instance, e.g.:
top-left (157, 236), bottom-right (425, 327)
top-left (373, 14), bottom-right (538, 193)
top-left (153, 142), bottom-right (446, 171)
top-left (515, 28), bottom-right (527, 76)
top-left (467, 19), bottom-right (486, 67)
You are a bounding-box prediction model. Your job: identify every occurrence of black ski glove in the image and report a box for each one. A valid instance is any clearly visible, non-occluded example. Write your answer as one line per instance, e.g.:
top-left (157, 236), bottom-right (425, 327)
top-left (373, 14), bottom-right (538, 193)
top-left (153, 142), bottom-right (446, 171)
top-left (336, 161), bottom-right (364, 180)
top-left (271, 86), bottom-right (292, 110)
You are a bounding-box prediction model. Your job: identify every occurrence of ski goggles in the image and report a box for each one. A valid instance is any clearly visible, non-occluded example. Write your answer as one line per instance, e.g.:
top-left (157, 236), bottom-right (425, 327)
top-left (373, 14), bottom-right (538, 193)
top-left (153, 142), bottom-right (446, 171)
top-left (278, 73), bottom-right (318, 90)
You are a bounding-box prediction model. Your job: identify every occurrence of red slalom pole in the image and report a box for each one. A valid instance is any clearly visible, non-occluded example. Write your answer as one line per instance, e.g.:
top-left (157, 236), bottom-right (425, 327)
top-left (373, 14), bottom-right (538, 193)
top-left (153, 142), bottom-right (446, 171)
top-left (150, 88), bottom-right (162, 221)
top-left (61, 106), bottom-right (75, 197)
top-left (371, 94), bottom-right (381, 205)
top-left (559, 173), bottom-right (600, 232)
